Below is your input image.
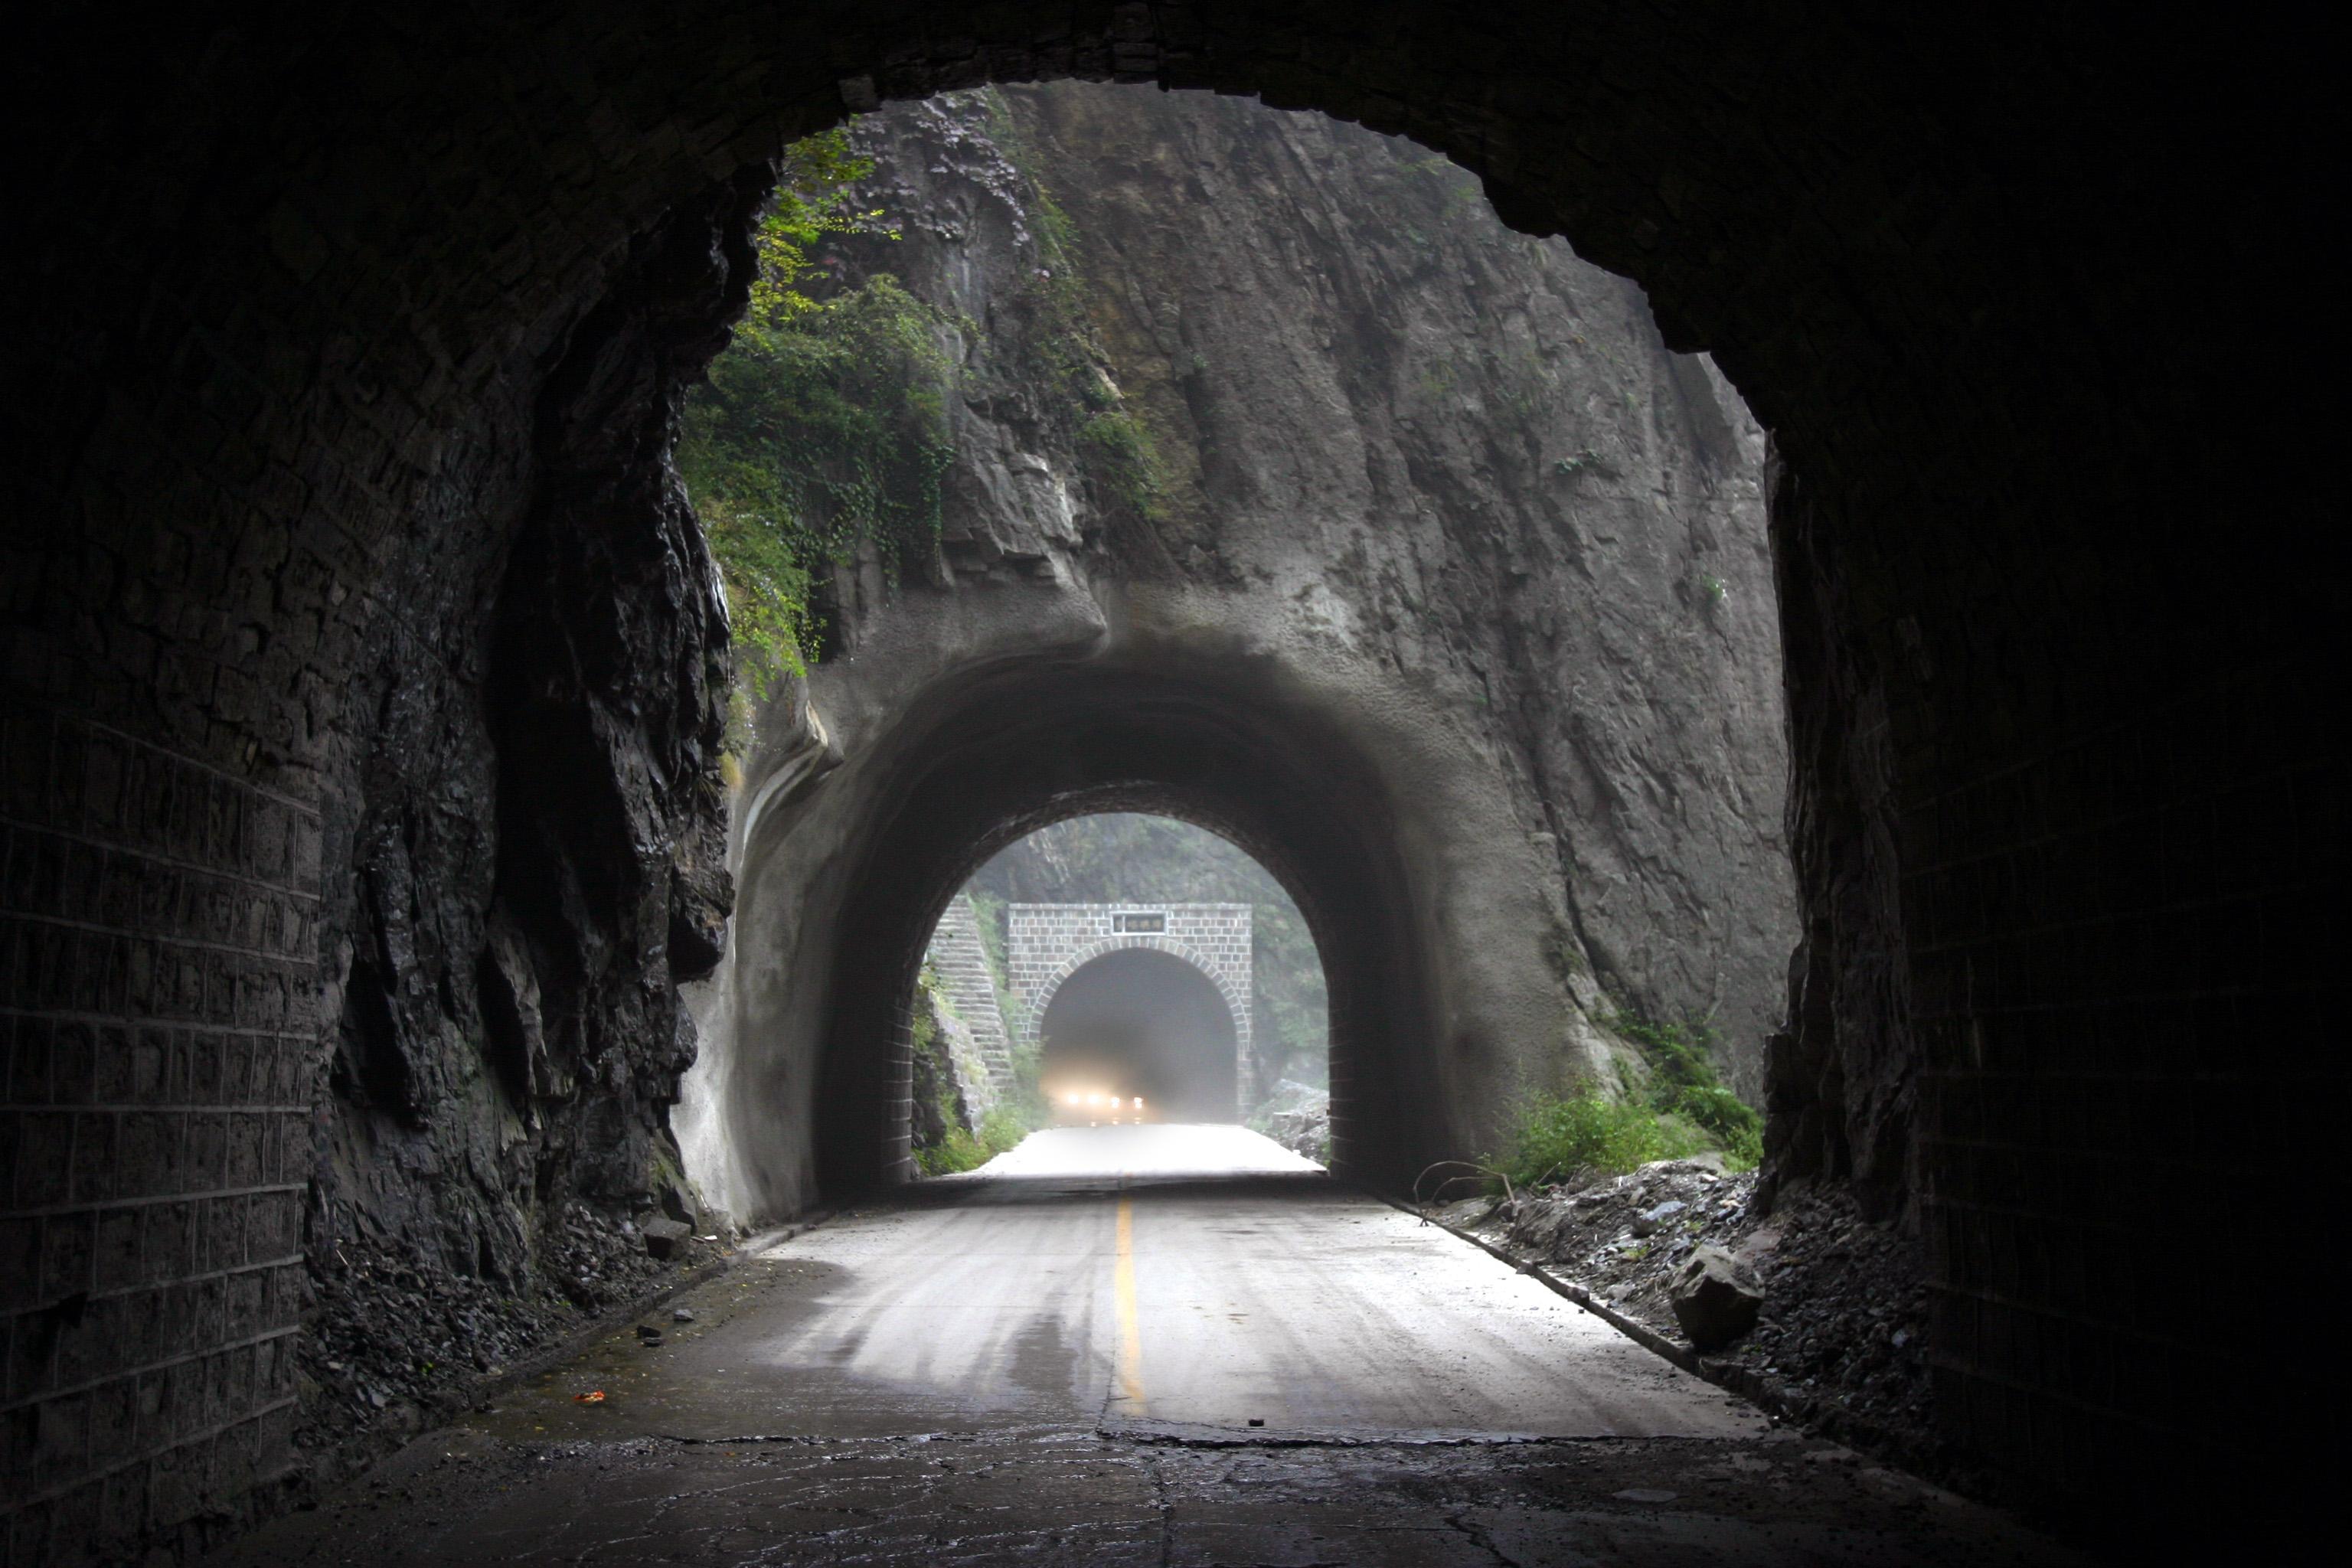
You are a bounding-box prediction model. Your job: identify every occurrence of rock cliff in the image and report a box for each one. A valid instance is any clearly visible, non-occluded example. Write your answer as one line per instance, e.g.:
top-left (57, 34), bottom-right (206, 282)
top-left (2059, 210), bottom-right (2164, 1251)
top-left (303, 175), bottom-right (753, 1472)
top-left (685, 85), bottom-right (1796, 1219)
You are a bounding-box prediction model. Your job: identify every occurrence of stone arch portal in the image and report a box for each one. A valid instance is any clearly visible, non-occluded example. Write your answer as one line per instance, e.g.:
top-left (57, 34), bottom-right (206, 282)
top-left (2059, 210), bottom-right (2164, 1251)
top-left (1011, 905), bottom-right (1256, 1109)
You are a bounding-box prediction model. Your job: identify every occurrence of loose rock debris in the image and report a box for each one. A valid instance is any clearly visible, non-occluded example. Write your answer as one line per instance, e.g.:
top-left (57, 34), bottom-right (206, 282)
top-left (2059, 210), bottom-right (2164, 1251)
top-left (302, 1200), bottom-right (723, 1488)
top-left (1439, 1156), bottom-right (1939, 1469)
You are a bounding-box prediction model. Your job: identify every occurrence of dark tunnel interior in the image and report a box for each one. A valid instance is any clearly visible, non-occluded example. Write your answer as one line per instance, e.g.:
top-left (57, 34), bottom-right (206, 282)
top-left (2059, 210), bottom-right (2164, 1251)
top-left (1038, 948), bottom-right (1242, 1124)
top-left (2, 5), bottom-right (2344, 1561)
top-left (804, 656), bottom-right (1434, 1205)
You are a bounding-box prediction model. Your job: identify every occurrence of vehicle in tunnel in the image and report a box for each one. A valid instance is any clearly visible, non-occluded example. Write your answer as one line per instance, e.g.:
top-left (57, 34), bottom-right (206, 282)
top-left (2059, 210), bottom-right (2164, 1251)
top-left (1048, 1087), bottom-right (1152, 1125)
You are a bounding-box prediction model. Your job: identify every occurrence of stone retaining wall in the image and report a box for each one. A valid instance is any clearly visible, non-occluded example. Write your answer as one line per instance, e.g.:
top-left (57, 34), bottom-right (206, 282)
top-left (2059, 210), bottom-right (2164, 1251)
top-left (1006, 903), bottom-right (1254, 1099)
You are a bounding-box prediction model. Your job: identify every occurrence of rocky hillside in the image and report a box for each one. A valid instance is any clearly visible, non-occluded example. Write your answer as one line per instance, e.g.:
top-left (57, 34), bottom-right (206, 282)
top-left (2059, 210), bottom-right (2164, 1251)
top-left (304, 182), bottom-right (752, 1485)
top-left (867, 85), bottom-right (1792, 1088)
top-left (682, 84), bottom-right (1798, 1220)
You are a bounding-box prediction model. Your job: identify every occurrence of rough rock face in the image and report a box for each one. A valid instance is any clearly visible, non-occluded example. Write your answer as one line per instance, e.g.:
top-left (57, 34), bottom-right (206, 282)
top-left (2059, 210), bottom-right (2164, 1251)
top-left (995, 87), bottom-right (1796, 1098)
top-left (922, 894), bottom-right (1018, 1106)
top-left (1256, 1080), bottom-right (1334, 1164)
top-left (684, 84), bottom-right (1796, 1218)
top-left (1763, 462), bottom-right (1916, 1219)
top-left (301, 175), bottom-right (754, 1475)
top-left (1670, 1246), bottom-right (1764, 1351)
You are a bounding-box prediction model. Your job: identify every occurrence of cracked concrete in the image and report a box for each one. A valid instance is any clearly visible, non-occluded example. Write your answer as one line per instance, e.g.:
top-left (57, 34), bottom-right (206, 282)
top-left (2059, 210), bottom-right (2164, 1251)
top-left (214, 1426), bottom-right (2079, 1566)
top-left (214, 1131), bottom-right (2078, 1565)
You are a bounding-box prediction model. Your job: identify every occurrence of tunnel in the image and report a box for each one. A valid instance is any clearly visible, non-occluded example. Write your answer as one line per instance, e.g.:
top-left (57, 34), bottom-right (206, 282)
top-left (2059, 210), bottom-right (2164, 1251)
top-left (4, 5), bottom-right (2342, 1561)
top-left (1037, 946), bottom-right (1243, 1123)
top-left (782, 654), bottom-right (1442, 1204)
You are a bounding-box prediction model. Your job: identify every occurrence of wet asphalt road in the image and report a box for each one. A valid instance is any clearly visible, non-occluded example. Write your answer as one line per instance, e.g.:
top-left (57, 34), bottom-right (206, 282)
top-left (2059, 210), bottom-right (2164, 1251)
top-left (217, 1127), bottom-right (2079, 1566)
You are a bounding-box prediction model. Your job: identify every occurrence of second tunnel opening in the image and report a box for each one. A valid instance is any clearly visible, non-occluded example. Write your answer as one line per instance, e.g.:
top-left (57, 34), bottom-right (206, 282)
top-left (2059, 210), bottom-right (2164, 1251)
top-left (912, 811), bottom-right (1332, 1173)
top-left (1040, 946), bottom-right (1239, 1124)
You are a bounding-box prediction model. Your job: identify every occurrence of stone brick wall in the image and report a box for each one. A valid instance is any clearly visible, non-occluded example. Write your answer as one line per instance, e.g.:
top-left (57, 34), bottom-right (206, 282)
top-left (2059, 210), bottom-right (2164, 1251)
top-left (1906, 675), bottom-right (2331, 1505)
top-left (2, 704), bottom-right (315, 1553)
top-left (1006, 903), bottom-right (1254, 1098)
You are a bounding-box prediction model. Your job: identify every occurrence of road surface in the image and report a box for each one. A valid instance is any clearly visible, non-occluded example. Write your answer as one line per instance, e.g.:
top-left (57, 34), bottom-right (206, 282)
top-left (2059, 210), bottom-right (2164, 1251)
top-left (219, 1126), bottom-right (2076, 1566)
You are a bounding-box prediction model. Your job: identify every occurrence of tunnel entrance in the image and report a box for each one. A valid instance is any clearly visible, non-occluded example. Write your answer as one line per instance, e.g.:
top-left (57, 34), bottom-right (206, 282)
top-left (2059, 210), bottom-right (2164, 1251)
top-left (906, 813), bottom-right (1331, 1173)
top-left (697, 84), bottom-right (1791, 1215)
top-left (1038, 946), bottom-right (1240, 1122)
top-left (10, 9), bottom-right (2328, 1557)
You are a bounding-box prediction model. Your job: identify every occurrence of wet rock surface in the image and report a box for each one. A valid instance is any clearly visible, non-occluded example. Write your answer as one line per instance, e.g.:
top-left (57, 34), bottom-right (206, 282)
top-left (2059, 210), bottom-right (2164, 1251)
top-left (1253, 1080), bottom-right (1332, 1163)
top-left (1451, 1159), bottom-right (1937, 1468)
top-left (297, 172), bottom-right (760, 1493)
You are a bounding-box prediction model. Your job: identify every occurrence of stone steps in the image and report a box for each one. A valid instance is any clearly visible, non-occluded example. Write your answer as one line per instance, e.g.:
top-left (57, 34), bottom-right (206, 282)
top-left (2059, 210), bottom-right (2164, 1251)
top-left (924, 896), bottom-right (1018, 1096)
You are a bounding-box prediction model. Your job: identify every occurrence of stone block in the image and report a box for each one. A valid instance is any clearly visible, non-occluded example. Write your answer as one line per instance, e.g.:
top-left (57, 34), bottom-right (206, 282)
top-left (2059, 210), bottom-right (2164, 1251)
top-left (34, 1388), bottom-right (89, 1486)
top-left (94, 1208), bottom-right (142, 1293)
top-left (1668, 1245), bottom-right (1762, 1352)
top-left (640, 1217), bottom-right (691, 1259)
top-left (0, 1219), bottom-right (40, 1313)
top-left (71, 1112), bottom-right (119, 1204)
top-left (149, 1432), bottom-right (204, 1524)
top-left (39, 1212), bottom-right (93, 1302)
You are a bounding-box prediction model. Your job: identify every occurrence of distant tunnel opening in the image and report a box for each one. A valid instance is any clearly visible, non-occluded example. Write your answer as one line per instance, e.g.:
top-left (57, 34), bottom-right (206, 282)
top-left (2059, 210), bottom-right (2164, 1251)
top-left (1039, 947), bottom-right (1240, 1122)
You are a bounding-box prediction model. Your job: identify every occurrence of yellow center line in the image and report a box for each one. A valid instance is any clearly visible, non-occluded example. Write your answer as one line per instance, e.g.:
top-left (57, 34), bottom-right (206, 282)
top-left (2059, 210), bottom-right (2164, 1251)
top-left (1114, 1179), bottom-right (1145, 1408)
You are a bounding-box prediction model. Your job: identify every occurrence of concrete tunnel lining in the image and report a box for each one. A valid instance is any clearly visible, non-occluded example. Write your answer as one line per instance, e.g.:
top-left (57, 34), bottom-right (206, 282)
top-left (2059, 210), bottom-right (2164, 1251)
top-left (818, 658), bottom-right (1432, 1198)
top-left (715, 648), bottom-right (1445, 1209)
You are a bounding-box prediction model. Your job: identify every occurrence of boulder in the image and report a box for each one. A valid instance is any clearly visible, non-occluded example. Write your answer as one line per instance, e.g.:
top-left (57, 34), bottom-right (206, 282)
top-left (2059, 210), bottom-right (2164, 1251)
top-left (1632, 1198), bottom-right (1687, 1236)
top-left (640, 1218), bottom-right (692, 1260)
top-left (1670, 1246), bottom-right (1764, 1351)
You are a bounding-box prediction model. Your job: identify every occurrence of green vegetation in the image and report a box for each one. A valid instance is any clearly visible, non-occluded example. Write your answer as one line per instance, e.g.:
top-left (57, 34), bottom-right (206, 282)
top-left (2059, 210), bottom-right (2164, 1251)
top-left (680, 127), bottom-right (954, 695)
top-left (1487, 1009), bottom-right (1762, 1190)
top-left (1608, 1009), bottom-right (1762, 1168)
top-left (914, 1104), bottom-right (1032, 1177)
top-left (1078, 409), bottom-right (1162, 516)
top-left (909, 972), bottom-right (1041, 1177)
top-left (1492, 1089), bottom-right (1712, 1188)
top-left (684, 99), bottom-right (1180, 711)
top-left (1003, 1034), bottom-right (1049, 1128)
top-left (979, 90), bottom-right (1165, 520)
top-left (1552, 448), bottom-right (1603, 478)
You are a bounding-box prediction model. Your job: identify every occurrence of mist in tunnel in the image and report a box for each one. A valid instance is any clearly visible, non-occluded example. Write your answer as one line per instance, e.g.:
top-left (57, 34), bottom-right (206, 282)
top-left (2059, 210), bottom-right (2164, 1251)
top-left (1039, 947), bottom-right (1240, 1122)
top-left (906, 812), bottom-right (1334, 1174)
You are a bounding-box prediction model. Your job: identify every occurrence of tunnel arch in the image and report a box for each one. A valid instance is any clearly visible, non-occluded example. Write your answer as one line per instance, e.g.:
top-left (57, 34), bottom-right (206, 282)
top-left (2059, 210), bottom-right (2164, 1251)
top-left (1025, 940), bottom-right (1251, 1109)
top-left (1034, 945), bottom-right (1244, 1122)
top-left (792, 649), bottom-right (1439, 1201)
top-left (8, 5), bottom-right (2337, 1557)
top-left (1028, 933), bottom-right (1250, 1059)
